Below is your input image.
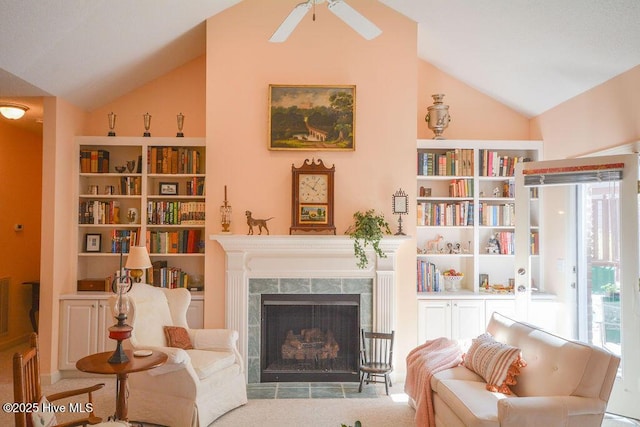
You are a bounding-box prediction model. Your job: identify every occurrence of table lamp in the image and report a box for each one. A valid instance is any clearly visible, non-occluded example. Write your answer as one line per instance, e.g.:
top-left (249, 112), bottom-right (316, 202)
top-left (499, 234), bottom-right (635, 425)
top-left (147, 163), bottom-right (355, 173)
top-left (126, 246), bottom-right (152, 283)
top-left (108, 244), bottom-right (151, 364)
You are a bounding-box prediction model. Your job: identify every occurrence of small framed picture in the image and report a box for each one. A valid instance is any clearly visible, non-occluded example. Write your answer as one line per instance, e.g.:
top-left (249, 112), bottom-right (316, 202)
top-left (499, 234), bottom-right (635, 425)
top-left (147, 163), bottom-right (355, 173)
top-left (392, 194), bottom-right (409, 214)
top-left (85, 233), bottom-right (102, 253)
top-left (159, 182), bottom-right (179, 195)
top-left (299, 204), bottom-right (328, 224)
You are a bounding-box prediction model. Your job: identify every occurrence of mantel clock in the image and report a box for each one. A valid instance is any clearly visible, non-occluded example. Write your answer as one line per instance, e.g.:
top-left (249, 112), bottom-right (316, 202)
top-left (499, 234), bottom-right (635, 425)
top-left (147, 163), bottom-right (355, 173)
top-left (291, 158), bottom-right (336, 235)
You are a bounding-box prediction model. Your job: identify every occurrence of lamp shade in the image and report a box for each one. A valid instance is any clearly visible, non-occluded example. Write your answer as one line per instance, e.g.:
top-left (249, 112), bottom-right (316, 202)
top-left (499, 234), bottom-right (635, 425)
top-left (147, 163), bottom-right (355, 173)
top-left (0, 103), bottom-right (28, 120)
top-left (126, 246), bottom-right (152, 270)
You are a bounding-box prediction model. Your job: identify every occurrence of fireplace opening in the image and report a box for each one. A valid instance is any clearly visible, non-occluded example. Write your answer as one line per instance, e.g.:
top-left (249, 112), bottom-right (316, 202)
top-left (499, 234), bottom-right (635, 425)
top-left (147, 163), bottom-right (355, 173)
top-left (261, 294), bottom-right (360, 382)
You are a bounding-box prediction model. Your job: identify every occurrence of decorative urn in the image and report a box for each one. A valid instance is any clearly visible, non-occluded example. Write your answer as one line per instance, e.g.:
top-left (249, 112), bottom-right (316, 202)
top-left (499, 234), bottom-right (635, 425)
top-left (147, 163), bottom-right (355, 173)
top-left (425, 94), bottom-right (451, 139)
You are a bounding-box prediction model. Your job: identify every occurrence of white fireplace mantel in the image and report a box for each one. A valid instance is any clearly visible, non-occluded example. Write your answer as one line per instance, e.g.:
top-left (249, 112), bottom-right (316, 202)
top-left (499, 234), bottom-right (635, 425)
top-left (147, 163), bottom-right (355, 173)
top-left (210, 234), bottom-right (409, 374)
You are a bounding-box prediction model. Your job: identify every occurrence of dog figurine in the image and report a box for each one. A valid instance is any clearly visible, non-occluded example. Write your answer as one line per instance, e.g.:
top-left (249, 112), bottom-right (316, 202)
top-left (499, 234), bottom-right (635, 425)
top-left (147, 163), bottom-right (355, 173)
top-left (245, 211), bottom-right (273, 235)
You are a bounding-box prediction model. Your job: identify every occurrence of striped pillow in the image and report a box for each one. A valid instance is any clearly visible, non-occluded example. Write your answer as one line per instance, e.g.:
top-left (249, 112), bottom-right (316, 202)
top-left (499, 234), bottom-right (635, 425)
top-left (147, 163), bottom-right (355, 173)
top-left (463, 333), bottom-right (526, 394)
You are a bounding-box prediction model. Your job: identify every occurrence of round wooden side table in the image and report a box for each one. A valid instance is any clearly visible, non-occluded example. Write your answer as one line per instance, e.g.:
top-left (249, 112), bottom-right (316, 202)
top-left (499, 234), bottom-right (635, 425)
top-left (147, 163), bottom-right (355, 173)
top-left (76, 350), bottom-right (167, 421)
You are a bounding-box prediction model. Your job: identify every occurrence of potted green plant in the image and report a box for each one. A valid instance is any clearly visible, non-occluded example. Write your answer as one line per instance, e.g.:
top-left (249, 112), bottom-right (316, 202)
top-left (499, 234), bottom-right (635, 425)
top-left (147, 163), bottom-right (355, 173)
top-left (602, 283), bottom-right (620, 301)
top-left (341, 421), bottom-right (362, 427)
top-left (347, 209), bottom-right (391, 269)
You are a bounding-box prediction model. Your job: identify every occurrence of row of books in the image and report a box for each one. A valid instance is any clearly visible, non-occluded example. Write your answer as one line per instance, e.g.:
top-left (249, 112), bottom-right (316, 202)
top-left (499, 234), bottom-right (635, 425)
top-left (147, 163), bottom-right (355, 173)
top-left (479, 203), bottom-right (515, 227)
top-left (487, 231), bottom-right (515, 255)
top-left (417, 260), bottom-right (445, 292)
top-left (417, 201), bottom-right (474, 226)
top-left (417, 149), bottom-right (474, 176)
top-left (148, 146), bottom-right (202, 174)
top-left (146, 229), bottom-right (203, 254)
top-left (110, 229), bottom-right (140, 253)
top-left (448, 179), bottom-right (473, 197)
top-left (147, 201), bottom-right (205, 225)
top-left (185, 177), bottom-right (205, 196)
top-left (485, 231), bottom-right (539, 255)
top-left (80, 149), bottom-right (110, 173)
top-left (530, 231), bottom-right (539, 255)
top-left (79, 200), bottom-right (120, 224)
top-left (150, 260), bottom-right (190, 288)
top-left (479, 150), bottom-right (530, 177)
top-left (119, 176), bottom-right (141, 195)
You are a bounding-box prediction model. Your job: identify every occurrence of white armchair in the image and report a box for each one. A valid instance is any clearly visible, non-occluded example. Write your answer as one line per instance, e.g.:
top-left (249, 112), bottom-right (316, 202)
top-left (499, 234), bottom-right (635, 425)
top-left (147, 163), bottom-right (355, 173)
top-left (117, 283), bottom-right (247, 427)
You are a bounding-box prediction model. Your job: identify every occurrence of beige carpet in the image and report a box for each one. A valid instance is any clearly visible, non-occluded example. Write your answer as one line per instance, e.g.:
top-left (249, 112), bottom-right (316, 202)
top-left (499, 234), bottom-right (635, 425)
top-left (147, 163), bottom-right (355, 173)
top-left (211, 390), bottom-right (415, 427)
top-left (0, 374), bottom-right (415, 427)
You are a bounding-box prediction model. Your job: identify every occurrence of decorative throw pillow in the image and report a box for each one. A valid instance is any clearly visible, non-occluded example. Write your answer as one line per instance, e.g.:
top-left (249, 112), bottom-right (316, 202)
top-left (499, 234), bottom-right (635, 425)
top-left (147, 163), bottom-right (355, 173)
top-left (164, 326), bottom-right (194, 350)
top-left (31, 396), bottom-right (58, 427)
top-left (463, 333), bottom-right (526, 394)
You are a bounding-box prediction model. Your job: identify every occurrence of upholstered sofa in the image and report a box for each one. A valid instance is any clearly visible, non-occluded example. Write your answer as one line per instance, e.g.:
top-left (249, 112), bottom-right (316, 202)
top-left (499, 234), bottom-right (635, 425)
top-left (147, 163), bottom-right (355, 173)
top-left (118, 283), bottom-right (247, 427)
top-left (407, 312), bottom-right (620, 427)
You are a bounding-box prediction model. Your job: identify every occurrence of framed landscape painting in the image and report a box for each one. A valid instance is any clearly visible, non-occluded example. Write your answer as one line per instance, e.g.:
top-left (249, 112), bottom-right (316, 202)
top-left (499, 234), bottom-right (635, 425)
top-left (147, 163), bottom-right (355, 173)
top-left (269, 85), bottom-right (355, 151)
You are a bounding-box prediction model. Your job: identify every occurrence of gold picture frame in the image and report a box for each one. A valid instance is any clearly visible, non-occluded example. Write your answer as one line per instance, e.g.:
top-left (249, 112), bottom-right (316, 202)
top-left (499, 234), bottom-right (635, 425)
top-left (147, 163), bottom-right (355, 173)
top-left (269, 85), bottom-right (355, 151)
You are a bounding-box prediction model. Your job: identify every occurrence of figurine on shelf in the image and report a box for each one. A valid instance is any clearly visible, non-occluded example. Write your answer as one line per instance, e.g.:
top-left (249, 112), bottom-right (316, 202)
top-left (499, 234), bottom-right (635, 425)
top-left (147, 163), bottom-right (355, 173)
top-left (486, 233), bottom-right (501, 254)
top-left (444, 242), bottom-right (462, 254)
top-left (245, 211), bottom-right (273, 235)
top-left (426, 234), bottom-right (443, 254)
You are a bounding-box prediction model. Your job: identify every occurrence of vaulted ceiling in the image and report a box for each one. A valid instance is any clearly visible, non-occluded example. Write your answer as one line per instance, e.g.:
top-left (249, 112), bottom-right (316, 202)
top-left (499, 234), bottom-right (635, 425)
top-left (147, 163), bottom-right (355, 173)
top-left (1, 0), bottom-right (639, 133)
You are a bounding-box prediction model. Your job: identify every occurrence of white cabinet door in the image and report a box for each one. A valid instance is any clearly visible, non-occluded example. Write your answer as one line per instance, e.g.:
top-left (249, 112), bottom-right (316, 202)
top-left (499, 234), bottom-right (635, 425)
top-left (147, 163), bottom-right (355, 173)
top-left (187, 300), bottom-right (204, 329)
top-left (451, 299), bottom-right (485, 341)
top-left (418, 300), bottom-right (451, 342)
top-left (59, 300), bottom-right (98, 370)
top-left (97, 299), bottom-right (117, 353)
top-left (418, 299), bottom-right (486, 344)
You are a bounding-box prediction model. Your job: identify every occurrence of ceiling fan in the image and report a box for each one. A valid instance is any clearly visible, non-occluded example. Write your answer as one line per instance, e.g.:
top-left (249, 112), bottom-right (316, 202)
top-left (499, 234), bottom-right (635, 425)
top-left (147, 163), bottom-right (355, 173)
top-left (270, 0), bottom-right (382, 43)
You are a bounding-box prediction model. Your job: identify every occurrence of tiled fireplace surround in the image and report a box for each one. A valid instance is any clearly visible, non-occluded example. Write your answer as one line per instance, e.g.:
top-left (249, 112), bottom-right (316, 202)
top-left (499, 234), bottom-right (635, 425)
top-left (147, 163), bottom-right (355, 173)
top-left (211, 235), bottom-right (408, 383)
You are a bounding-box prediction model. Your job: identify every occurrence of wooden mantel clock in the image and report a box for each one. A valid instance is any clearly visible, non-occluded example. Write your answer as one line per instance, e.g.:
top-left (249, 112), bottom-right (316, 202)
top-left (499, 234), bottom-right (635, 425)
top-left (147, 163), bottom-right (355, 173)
top-left (291, 158), bottom-right (336, 235)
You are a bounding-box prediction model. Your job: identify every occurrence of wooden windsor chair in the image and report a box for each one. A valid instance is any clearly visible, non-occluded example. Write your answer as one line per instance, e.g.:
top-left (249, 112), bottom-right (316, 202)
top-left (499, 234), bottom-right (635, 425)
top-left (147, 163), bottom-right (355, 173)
top-left (358, 329), bottom-right (395, 395)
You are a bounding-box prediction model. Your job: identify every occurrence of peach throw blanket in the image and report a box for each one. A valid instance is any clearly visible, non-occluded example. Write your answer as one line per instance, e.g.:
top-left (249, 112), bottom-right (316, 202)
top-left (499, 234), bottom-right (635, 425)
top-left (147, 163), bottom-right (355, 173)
top-left (405, 337), bottom-right (463, 426)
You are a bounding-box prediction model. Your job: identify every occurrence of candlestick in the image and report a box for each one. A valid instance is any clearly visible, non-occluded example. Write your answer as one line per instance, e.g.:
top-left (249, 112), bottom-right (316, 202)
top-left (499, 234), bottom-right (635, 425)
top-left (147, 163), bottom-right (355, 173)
top-left (220, 185), bottom-right (232, 233)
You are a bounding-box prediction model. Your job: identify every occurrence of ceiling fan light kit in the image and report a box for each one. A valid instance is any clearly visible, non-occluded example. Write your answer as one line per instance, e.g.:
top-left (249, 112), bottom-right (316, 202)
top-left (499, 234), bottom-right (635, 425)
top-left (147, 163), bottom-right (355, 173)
top-left (0, 102), bottom-right (29, 120)
top-left (270, 0), bottom-right (381, 43)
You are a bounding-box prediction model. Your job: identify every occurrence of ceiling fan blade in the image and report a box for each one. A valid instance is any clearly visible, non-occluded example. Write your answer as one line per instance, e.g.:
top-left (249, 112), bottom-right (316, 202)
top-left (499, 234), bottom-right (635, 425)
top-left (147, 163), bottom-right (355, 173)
top-left (270, 1), bottom-right (312, 43)
top-left (327, 0), bottom-right (382, 40)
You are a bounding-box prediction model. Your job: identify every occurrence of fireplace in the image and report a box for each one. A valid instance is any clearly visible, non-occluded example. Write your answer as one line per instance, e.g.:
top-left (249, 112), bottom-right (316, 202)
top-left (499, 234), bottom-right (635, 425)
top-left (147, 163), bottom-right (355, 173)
top-left (261, 294), bottom-right (360, 382)
top-left (210, 234), bottom-right (408, 383)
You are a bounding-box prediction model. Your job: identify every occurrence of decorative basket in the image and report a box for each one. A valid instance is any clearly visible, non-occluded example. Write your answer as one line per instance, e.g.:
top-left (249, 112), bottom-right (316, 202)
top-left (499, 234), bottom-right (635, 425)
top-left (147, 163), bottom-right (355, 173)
top-left (443, 275), bottom-right (464, 292)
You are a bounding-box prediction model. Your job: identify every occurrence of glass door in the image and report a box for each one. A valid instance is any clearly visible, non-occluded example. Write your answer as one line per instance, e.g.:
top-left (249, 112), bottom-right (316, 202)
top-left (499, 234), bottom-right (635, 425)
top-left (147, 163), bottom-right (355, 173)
top-left (515, 154), bottom-right (640, 419)
top-left (577, 182), bottom-right (621, 357)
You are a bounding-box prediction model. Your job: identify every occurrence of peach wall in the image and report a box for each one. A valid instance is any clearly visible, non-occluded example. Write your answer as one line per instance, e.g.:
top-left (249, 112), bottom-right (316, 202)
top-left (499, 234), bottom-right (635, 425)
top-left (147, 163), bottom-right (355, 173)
top-left (206, 0), bottom-right (419, 363)
top-left (39, 96), bottom-right (86, 379)
top-left (532, 64), bottom-right (640, 159)
top-left (0, 120), bottom-right (42, 349)
top-left (418, 61), bottom-right (531, 140)
top-left (84, 56), bottom-right (206, 137)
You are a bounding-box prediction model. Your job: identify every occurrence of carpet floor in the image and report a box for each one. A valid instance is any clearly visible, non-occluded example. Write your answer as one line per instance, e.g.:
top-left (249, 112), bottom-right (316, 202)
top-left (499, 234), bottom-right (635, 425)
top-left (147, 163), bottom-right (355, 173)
top-left (0, 376), bottom-right (414, 427)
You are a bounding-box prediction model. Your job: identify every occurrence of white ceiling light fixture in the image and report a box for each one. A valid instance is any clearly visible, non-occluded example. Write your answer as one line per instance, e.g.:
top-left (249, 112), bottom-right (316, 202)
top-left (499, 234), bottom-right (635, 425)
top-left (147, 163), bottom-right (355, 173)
top-left (0, 103), bottom-right (29, 120)
top-left (270, 0), bottom-right (381, 43)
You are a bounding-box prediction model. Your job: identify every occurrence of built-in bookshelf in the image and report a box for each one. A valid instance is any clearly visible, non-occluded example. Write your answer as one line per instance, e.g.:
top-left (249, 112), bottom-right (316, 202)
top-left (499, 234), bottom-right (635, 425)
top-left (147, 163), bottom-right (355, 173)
top-left (416, 140), bottom-right (543, 295)
top-left (76, 136), bottom-right (206, 290)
